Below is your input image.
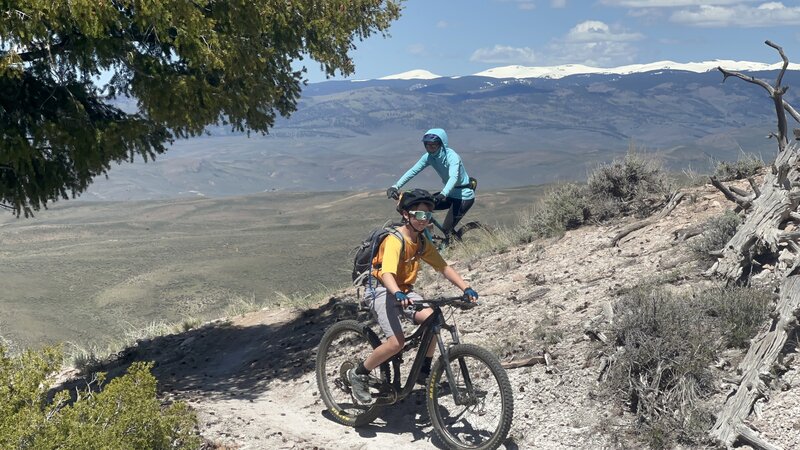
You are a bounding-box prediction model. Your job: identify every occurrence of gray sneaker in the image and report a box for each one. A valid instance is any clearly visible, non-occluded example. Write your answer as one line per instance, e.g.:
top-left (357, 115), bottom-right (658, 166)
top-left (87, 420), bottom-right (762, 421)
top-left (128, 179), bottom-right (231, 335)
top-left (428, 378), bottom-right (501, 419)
top-left (347, 368), bottom-right (372, 404)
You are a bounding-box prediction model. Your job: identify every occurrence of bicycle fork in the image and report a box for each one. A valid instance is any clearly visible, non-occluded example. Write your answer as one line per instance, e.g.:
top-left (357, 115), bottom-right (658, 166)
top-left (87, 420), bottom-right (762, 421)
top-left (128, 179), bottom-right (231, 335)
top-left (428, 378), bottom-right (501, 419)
top-left (435, 323), bottom-right (477, 406)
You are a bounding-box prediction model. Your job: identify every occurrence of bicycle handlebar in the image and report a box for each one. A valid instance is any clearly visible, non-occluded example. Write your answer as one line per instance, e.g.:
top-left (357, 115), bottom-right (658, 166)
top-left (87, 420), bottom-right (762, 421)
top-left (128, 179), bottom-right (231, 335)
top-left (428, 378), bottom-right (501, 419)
top-left (411, 296), bottom-right (479, 311)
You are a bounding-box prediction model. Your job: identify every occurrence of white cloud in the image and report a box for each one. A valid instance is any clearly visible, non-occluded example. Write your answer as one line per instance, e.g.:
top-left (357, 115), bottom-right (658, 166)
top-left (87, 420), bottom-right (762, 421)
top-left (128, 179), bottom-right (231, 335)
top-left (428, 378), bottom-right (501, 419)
top-left (565, 20), bottom-right (644, 42)
top-left (601, 0), bottom-right (760, 6)
top-left (543, 20), bottom-right (643, 66)
top-left (470, 45), bottom-right (537, 64)
top-left (436, 20), bottom-right (448, 28)
top-left (671, 2), bottom-right (800, 27)
top-left (551, 0), bottom-right (567, 7)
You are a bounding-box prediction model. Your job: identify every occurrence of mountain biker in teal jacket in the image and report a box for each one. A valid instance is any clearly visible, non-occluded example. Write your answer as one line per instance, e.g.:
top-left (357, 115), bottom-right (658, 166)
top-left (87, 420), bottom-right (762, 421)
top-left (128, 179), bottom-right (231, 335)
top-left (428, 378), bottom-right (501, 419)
top-left (386, 128), bottom-right (475, 238)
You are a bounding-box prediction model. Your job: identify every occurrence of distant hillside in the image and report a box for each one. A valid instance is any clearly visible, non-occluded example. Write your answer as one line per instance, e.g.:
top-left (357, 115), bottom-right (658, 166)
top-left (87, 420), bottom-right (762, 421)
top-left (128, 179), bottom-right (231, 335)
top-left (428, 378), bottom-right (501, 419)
top-left (87, 68), bottom-right (797, 201)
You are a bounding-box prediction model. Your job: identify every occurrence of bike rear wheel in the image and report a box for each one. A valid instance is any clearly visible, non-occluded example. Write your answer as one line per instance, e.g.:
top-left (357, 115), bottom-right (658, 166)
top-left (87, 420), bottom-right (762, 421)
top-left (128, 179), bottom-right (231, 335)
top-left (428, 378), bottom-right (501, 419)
top-left (316, 320), bottom-right (389, 426)
top-left (427, 344), bottom-right (514, 450)
top-left (453, 221), bottom-right (493, 246)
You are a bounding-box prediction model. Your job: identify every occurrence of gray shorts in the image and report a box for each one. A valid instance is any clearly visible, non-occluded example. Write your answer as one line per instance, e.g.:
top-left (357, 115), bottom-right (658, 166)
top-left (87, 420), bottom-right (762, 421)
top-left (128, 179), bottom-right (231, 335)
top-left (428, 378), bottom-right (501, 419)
top-left (363, 286), bottom-right (424, 338)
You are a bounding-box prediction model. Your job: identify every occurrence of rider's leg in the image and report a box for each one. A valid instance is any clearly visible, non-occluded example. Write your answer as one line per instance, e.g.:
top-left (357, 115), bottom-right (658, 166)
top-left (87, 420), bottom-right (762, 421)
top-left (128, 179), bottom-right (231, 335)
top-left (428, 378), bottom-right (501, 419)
top-left (363, 334), bottom-right (404, 371)
top-left (413, 306), bottom-right (436, 385)
top-left (362, 288), bottom-right (420, 370)
top-left (442, 198), bottom-right (475, 237)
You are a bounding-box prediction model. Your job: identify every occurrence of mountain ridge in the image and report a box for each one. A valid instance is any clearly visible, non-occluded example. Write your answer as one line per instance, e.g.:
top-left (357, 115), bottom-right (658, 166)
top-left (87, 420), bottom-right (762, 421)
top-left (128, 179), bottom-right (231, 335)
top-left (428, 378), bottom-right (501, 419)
top-left (86, 66), bottom-right (800, 201)
top-left (368, 59), bottom-right (800, 81)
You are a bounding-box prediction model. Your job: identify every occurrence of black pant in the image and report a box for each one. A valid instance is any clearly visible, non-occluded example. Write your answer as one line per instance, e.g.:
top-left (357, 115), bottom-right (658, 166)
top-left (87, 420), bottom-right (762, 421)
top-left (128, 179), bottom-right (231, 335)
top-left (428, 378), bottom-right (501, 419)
top-left (434, 197), bottom-right (474, 236)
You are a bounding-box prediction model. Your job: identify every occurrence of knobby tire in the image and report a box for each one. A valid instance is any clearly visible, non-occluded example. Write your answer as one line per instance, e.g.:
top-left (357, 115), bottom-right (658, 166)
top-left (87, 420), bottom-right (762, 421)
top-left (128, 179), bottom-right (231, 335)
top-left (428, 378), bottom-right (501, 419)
top-left (426, 344), bottom-right (514, 450)
top-left (454, 221), bottom-right (493, 242)
top-left (316, 320), bottom-right (390, 427)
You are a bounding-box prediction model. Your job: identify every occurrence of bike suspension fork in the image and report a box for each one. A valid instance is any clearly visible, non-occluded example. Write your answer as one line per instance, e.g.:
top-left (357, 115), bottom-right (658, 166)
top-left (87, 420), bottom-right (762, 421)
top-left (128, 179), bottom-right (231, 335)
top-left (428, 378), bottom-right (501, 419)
top-left (438, 324), bottom-right (475, 405)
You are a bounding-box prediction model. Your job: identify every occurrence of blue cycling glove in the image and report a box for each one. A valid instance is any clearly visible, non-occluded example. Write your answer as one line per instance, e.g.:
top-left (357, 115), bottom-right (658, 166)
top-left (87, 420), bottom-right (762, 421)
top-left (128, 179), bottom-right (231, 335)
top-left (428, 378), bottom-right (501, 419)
top-left (463, 287), bottom-right (478, 301)
top-left (394, 291), bottom-right (409, 303)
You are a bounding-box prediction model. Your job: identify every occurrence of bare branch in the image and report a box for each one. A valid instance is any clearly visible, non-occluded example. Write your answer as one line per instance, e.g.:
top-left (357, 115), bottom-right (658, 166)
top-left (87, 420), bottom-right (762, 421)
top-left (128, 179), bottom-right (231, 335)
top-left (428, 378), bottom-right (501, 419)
top-left (766, 40), bottom-right (789, 88)
top-left (718, 67), bottom-right (775, 95)
top-left (710, 176), bottom-right (752, 208)
top-left (748, 177), bottom-right (761, 198)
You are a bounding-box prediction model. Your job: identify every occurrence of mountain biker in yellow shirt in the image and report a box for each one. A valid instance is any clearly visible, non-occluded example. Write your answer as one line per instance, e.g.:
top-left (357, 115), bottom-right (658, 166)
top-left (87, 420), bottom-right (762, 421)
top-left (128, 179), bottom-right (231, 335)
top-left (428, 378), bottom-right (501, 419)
top-left (347, 188), bottom-right (478, 404)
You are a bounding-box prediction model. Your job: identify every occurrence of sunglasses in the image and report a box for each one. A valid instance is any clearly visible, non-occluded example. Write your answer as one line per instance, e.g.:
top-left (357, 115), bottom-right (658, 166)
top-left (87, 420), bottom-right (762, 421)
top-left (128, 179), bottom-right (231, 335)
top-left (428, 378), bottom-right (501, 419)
top-left (408, 210), bottom-right (433, 221)
top-left (424, 142), bottom-right (441, 149)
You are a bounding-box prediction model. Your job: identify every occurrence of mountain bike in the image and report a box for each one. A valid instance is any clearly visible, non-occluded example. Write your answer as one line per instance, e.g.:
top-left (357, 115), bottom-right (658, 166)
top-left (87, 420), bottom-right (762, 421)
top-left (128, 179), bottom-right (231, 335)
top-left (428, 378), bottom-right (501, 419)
top-left (315, 296), bottom-right (514, 450)
top-left (389, 191), bottom-right (493, 250)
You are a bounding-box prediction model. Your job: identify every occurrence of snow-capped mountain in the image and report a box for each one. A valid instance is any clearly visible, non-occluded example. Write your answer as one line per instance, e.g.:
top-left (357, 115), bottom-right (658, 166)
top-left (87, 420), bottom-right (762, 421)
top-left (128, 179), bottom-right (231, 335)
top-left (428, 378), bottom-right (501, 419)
top-left (378, 60), bottom-right (800, 81)
top-left (91, 60), bottom-right (800, 201)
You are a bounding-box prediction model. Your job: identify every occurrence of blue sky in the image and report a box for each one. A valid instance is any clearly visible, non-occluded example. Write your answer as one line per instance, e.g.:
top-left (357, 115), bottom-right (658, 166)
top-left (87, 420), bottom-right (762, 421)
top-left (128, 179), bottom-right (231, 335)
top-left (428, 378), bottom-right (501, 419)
top-left (301, 0), bottom-right (800, 82)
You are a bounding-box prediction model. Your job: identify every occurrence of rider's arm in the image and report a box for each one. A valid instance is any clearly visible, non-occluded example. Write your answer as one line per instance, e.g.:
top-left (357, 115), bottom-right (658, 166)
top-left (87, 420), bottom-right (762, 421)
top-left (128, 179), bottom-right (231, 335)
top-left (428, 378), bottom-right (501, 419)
top-left (439, 151), bottom-right (463, 197)
top-left (394, 154), bottom-right (429, 189)
top-left (440, 265), bottom-right (470, 292)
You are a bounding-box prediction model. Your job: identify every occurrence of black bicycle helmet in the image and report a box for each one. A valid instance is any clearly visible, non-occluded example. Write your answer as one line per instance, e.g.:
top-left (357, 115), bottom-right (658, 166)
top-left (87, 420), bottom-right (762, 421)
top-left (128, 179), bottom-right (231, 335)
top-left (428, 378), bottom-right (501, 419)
top-left (422, 133), bottom-right (442, 145)
top-left (396, 188), bottom-right (435, 213)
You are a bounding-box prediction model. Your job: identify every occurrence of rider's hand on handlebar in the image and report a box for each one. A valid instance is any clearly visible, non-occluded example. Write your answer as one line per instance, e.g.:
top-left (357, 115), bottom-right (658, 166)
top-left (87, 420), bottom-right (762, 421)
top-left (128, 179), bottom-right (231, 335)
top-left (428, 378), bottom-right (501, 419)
top-left (386, 186), bottom-right (399, 199)
top-left (394, 291), bottom-right (413, 307)
top-left (463, 287), bottom-right (479, 302)
top-left (433, 193), bottom-right (446, 205)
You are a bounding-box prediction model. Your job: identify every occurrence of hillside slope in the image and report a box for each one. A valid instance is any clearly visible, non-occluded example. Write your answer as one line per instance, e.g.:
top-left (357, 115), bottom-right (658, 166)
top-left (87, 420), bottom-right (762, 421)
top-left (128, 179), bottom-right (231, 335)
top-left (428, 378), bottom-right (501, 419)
top-left (65, 179), bottom-right (799, 449)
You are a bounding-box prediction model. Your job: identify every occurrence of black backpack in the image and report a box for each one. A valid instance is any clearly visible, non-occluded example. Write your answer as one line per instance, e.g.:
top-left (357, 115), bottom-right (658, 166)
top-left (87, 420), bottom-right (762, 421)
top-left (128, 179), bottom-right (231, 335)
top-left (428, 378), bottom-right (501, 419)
top-left (351, 222), bottom-right (424, 287)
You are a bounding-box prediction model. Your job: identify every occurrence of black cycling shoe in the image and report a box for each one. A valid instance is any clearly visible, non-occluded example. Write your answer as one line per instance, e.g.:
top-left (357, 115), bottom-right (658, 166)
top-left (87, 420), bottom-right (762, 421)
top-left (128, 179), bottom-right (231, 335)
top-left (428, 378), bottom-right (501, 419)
top-left (347, 368), bottom-right (373, 405)
top-left (416, 370), bottom-right (430, 387)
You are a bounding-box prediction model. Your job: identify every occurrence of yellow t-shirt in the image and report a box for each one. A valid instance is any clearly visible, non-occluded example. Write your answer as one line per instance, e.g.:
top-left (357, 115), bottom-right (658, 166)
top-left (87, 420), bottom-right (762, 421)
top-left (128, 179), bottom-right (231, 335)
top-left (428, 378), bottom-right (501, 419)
top-left (372, 232), bottom-right (447, 292)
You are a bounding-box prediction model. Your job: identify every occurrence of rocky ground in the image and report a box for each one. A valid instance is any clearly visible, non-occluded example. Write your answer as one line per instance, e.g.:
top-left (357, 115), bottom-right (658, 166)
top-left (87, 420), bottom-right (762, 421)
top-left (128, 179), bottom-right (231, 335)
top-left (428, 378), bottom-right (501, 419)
top-left (67, 179), bottom-right (800, 449)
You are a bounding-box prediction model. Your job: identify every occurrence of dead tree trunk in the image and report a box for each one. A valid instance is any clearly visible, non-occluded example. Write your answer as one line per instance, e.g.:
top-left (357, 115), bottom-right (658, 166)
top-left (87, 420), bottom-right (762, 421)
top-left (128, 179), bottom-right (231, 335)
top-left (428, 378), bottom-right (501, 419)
top-left (709, 276), bottom-right (800, 450)
top-left (708, 41), bottom-right (800, 450)
top-left (709, 41), bottom-right (800, 283)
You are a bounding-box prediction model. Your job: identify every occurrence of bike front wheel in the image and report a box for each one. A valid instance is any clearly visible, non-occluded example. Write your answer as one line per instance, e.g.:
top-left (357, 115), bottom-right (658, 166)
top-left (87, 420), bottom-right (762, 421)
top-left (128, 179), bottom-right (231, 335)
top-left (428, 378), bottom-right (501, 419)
top-left (427, 344), bottom-right (514, 450)
top-left (316, 320), bottom-right (389, 427)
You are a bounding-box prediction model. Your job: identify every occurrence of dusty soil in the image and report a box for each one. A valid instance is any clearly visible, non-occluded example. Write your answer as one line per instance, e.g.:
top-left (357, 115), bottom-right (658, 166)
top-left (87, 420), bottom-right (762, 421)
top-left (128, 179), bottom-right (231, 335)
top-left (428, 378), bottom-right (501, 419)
top-left (64, 179), bottom-right (800, 449)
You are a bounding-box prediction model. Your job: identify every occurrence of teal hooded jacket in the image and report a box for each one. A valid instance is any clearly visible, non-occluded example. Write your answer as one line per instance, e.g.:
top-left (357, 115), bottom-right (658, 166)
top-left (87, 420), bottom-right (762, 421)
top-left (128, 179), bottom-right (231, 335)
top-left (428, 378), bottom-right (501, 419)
top-left (392, 128), bottom-right (475, 200)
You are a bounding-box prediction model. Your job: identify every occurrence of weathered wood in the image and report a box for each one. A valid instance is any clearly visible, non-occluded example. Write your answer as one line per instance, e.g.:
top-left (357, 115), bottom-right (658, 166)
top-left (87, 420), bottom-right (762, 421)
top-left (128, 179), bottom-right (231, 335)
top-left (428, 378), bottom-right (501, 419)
top-left (609, 192), bottom-right (685, 247)
top-left (709, 276), bottom-right (800, 449)
top-left (673, 224), bottom-right (705, 242)
top-left (501, 354), bottom-right (546, 369)
top-left (712, 143), bottom-right (800, 281)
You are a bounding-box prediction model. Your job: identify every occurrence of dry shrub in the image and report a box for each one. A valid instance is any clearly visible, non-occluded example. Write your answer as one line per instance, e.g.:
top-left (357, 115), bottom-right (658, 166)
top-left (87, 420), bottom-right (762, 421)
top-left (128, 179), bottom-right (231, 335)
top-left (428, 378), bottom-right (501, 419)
top-left (608, 286), bottom-right (718, 448)
top-left (713, 153), bottom-right (764, 181)
top-left (587, 149), bottom-right (674, 218)
top-left (527, 183), bottom-right (591, 239)
top-left (699, 286), bottom-right (774, 348)
top-left (690, 210), bottom-right (741, 261)
top-left (607, 283), bottom-right (775, 448)
top-left (525, 149), bottom-right (675, 242)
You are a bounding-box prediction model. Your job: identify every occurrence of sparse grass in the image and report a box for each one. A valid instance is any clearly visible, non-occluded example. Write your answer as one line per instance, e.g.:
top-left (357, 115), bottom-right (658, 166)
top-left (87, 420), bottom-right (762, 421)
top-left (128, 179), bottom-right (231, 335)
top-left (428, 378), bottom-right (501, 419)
top-left (713, 152), bottom-right (764, 181)
top-left (273, 288), bottom-right (338, 309)
top-left (224, 293), bottom-right (266, 317)
top-left (690, 210), bottom-right (741, 261)
top-left (447, 223), bottom-right (518, 262)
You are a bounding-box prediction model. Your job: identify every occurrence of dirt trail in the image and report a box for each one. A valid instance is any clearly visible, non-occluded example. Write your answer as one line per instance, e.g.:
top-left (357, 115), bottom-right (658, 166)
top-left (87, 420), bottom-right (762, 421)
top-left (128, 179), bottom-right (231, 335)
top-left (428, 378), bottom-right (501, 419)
top-left (64, 179), bottom-right (800, 449)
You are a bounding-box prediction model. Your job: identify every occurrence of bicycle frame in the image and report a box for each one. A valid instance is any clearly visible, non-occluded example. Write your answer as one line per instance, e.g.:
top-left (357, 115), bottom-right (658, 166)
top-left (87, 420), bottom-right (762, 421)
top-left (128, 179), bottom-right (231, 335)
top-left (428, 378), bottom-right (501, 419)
top-left (371, 303), bottom-right (475, 407)
top-left (423, 216), bottom-right (451, 249)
